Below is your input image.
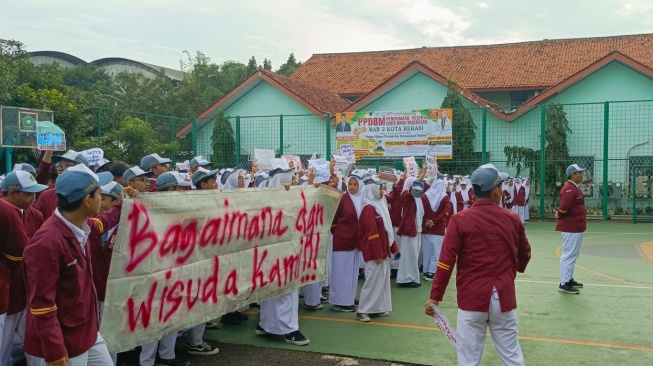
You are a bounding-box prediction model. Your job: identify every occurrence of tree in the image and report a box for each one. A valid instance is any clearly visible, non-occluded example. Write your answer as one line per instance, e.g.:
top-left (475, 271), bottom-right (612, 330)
top-left (246, 56), bottom-right (258, 76)
top-left (439, 79), bottom-right (478, 175)
top-left (211, 110), bottom-right (236, 167)
top-left (263, 58), bottom-right (272, 71)
top-left (504, 103), bottom-right (572, 199)
top-left (277, 53), bottom-right (302, 76)
top-left (85, 116), bottom-right (179, 165)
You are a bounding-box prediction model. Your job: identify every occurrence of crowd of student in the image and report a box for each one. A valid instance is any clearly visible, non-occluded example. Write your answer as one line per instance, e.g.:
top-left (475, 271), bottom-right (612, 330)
top-left (0, 148), bottom-right (546, 366)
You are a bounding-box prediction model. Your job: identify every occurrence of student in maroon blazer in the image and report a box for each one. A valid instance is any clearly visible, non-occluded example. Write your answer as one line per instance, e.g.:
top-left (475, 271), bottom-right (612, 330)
top-left (33, 150), bottom-right (90, 221)
top-left (426, 164), bottom-right (531, 366)
top-left (555, 164), bottom-right (587, 294)
top-left (140, 153), bottom-right (171, 192)
top-left (384, 173), bottom-right (404, 277)
top-left (420, 178), bottom-right (452, 281)
top-left (0, 171), bottom-right (48, 366)
top-left (454, 182), bottom-right (474, 212)
top-left (23, 164), bottom-right (132, 366)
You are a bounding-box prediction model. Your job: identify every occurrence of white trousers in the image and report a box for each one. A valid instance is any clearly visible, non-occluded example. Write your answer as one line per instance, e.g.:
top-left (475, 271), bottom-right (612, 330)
top-left (358, 260), bottom-right (392, 314)
top-left (303, 282), bottom-right (323, 307)
top-left (560, 232), bottom-right (584, 285)
top-left (456, 289), bottom-right (524, 366)
top-left (389, 227), bottom-right (400, 270)
top-left (26, 333), bottom-right (113, 366)
top-left (516, 206), bottom-right (526, 224)
top-left (186, 323), bottom-right (206, 347)
top-left (140, 333), bottom-right (177, 366)
top-left (524, 204), bottom-right (530, 221)
top-left (1, 310), bottom-right (25, 366)
top-left (259, 290), bottom-right (299, 335)
top-left (421, 234), bottom-right (444, 274)
top-left (97, 301), bottom-right (117, 365)
top-left (0, 313), bottom-right (5, 363)
top-left (328, 250), bottom-right (358, 306)
top-left (397, 234), bottom-right (421, 284)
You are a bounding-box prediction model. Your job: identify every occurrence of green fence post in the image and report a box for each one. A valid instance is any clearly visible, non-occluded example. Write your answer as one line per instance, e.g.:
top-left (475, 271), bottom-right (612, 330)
top-left (602, 101), bottom-right (609, 220)
top-left (375, 160), bottom-right (380, 172)
top-left (236, 116), bottom-right (241, 166)
top-left (325, 114), bottom-right (332, 158)
top-left (539, 105), bottom-right (546, 220)
top-left (192, 118), bottom-right (198, 156)
top-left (481, 107), bottom-right (487, 164)
top-left (632, 166), bottom-right (637, 224)
top-left (170, 117), bottom-right (176, 164)
top-left (97, 108), bottom-right (102, 137)
top-left (279, 114), bottom-right (284, 155)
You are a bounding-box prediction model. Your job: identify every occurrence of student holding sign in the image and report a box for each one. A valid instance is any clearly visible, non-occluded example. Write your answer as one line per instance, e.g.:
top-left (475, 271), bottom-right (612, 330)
top-left (421, 179), bottom-right (451, 281)
top-left (425, 164), bottom-right (531, 366)
top-left (396, 165), bottom-right (428, 287)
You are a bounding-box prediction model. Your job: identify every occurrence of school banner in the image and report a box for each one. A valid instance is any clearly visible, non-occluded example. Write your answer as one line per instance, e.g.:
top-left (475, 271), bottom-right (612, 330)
top-left (101, 186), bottom-right (342, 353)
top-left (335, 109), bottom-right (453, 160)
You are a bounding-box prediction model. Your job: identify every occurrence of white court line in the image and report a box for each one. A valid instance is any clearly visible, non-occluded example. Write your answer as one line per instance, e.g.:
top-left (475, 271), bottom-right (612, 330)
top-left (515, 279), bottom-right (653, 290)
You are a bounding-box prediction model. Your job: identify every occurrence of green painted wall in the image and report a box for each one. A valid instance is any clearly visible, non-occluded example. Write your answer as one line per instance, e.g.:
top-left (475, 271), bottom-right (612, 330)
top-left (476, 91), bottom-right (512, 109)
top-left (358, 73), bottom-right (449, 111)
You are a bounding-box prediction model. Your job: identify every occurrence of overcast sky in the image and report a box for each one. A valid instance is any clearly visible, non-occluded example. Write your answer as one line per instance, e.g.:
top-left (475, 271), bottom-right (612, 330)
top-left (2, 0), bottom-right (652, 70)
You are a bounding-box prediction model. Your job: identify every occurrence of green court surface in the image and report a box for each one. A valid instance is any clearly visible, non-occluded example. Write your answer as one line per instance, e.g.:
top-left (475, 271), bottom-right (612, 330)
top-left (205, 221), bottom-right (653, 366)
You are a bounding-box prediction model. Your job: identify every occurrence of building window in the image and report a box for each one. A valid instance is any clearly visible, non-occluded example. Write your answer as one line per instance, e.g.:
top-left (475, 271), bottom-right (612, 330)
top-left (510, 90), bottom-right (542, 107)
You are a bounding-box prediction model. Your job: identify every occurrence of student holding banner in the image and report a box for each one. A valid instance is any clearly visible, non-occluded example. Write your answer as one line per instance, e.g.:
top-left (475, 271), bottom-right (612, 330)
top-left (421, 179), bottom-right (451, 281)
top-left (0, 171), bottom-right (47, 366)
top-left (356, 176), bottom-right (399, 322)
top-left (256, 166), bottom-right (310, 346)
top-left (425, 164), bottom-right (531, 366)
top-left (396, 166), bottom-right (427, 288)
top-left (329, 171), bottom-right (365, 312)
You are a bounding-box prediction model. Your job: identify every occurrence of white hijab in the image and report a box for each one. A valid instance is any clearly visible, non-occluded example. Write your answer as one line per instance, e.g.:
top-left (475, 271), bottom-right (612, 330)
top-left (269, 169), bottom-right (293, 188)
top-left (348, 176), bottom-right (365, 217)
top-left (514, 178), bottom-right (522, 192)
top-left (459, 184), bottom-right (470, 201)
top-left (523, 179), bottom-right (530, 197)
top-left (224, 168), bottom-right (243, 189)
top-left (401, 177), bottom-right (424, 233)
top-left (425, 179), bottom-right (447, 211)
top-left (362, 183), bottom-right (394, 247)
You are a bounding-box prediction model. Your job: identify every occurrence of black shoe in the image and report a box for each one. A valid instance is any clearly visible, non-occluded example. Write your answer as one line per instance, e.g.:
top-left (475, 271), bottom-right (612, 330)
top-left (558, 283), bottom-right (580, 294)
top-left (285, 330), bottom-right (310, 345)
top-left (183, 342), bottom-right (219, 355)
top-left (205, 321), bottom-right (219, 330)
top-left (255, 324), bottom-right (271, 335)
top-left (321, 286), bottom-right (330, 294)
top-left (304, 303), bottom-right (324, 310)
top-left (568, 278), bottom-right (584, 288)
top-left (220, 312), bottom-right (242, 325)
top-left (155, 359), bottom-right (190, 366)
top-left (320, 295), bottom-right (328, 303)
top-left (235, 311), bottom-right (249, 320)
top-left (332, 305), bottom-right (355, 312)
top-left (354, 299), bottom-right (359, 306)
top-left (249, 302), bottom-right (260, 308)
top-left (398, 282), bottom-right (421, 288)
top-left (423, 273), bottom-right (434, 281)
top-left (390, 269), bottom-right (398, 279)
top-left (299, 294), bottom-right (305, 300)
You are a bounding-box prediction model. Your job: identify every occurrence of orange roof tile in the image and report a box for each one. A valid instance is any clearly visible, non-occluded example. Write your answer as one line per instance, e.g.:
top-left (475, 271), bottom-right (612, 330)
top-left (259, 70), bottom-right (349, 113)
top-left (291, 33), bottom-right (653, 95)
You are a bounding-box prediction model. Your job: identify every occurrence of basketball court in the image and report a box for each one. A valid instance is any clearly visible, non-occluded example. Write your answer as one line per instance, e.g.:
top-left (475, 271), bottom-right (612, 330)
top-left (204, 221), bottom-right (653, 365)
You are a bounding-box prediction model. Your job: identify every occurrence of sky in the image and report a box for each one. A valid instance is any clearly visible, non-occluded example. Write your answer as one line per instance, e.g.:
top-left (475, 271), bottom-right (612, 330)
top-left (1, 0), bottom-right (652, 70)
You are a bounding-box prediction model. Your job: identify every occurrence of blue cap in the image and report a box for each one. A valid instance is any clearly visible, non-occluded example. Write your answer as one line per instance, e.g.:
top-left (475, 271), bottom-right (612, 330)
top-left (100, 181), bottom-right (123, 200)
top-left (56, 164), bottom-right (113, 202)
top-left (566, 164), bottom-right (586, 177)
top-left (1, 171), bottom-right (48, 193)
top-left (192, 167), bottom-right (220, 186)
top-left (471, 164), bottom-right (509, 191)
top-left (123, 166), bottom-right (153, 183)
top-left (94, 158), bottom-right (113, 172)
top-left (13, 163), bottom-right (37, 175)
top-left (140, 153), bottom-right (171, 170)
top-left (190, 156), bottom-right (212, 170)
top-left (157, 172), bottom-right (192, 190)
top-left (52, 150), bottom-right (90, 167)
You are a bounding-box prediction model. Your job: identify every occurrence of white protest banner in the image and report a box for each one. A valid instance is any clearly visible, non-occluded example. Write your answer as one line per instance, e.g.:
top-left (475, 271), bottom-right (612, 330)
top-left (254, 149), bottom-right (276, 170)
top-left (339, 144), bottom-right (355, 164)
top-left (403, 156), bottom-right (418, 177)
top-left (101, 186), bottom-right (341, 353)
top-left (308, 158), bottom-right (330, 183)
top-left (283, 155), bottom-right (304, 170)
top-left (81, 148), bottom-right (105, 166)
top-left (333, 154), bottom-right (349, 171)
top-left (425, 156), bottom-right (438, 178)
top-left (335, 109), bottom-right (454, 160)
top-left (430, 304), bottom-right (462, 350)
top-left (270, 158), bottom-right (290, 170)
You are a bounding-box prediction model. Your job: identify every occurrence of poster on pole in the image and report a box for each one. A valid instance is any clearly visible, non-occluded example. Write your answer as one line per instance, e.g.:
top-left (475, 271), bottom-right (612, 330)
top-left (335, 109), bottom-right (453, 160)
top-left (100, 186), bottom-right (341, 353)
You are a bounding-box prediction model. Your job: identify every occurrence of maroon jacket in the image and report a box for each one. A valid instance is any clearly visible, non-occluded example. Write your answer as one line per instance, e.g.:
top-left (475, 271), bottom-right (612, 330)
top-left (555, 181), bottom-right (586, 233)
top-left (36, 161), bottom-right (51, 186)
top-left (330, 193), bottom-right (359, 252)
top-left (357, 205), bottom-right (398, 262)
top-left (430, 200), bottom-right (531, 312)
top-left (421, 195), bottom-right (451, 236)
top-left (396, 192), bottom-right (418, 237)
top-left (90, 225), bottom-right (118, 302)
top-left (455, 189), bottom-right (476, 212)
top-left (385, 179), bottom-right (404, 227)
top-left (33, 188), bottom-right (58, 220)
top-left (502, 188), bottom-right (512, 209)
top-left (23, 203), bottom-right (122, 361)
top-left (0, 200), bottom-right (30, 315)
top-left (7, 206), bottom-right (44, 315)
top-left (148, 179), bottom-right (159, 192)
top-left (513, 186), bottom-right (526, 206)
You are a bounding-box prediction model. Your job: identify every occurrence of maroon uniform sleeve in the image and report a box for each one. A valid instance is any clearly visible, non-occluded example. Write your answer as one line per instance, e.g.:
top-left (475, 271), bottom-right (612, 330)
top-left (88, 201), bottom-right (122, 235)
top-left (35, 161), bottom-right (52, 186)
top-left (429, 216), bottom-right (462, 301)
top-left (557, 184), bottom-right (575, 218)
top-left (516, 221), bottom-right (531, 273)
top-left (358, 208), bottom-right (385, 261)
top-left (330, 199), bottom-right (343, 234)
top-left (24, 243), bottom-right (67, 361)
